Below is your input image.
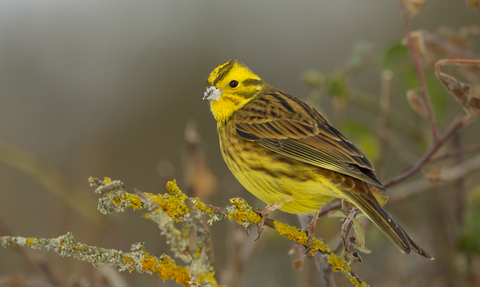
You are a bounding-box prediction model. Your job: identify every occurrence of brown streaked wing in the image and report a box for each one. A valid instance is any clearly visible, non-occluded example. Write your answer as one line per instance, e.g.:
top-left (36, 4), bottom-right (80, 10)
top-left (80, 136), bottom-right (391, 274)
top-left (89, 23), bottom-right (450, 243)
top-left (234, 88), bottom-right (385, 191)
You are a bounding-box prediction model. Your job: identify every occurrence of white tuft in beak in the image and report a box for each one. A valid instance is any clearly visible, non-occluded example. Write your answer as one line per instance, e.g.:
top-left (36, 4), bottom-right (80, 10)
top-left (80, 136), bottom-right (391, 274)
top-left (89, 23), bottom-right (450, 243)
top-left (203, 86), bottom-right (223, 101)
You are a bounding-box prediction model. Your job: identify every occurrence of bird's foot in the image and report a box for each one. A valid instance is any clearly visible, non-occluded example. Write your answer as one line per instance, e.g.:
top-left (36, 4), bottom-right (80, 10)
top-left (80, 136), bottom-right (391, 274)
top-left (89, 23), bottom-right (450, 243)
top-left (302, 212), bottom-right (320, 255)
top-left (340, 204), bottom-right (362, 263)
top-left (254, 210), bottom-right (267, 241)
top-left (254, 202), bottom-right (283, 241)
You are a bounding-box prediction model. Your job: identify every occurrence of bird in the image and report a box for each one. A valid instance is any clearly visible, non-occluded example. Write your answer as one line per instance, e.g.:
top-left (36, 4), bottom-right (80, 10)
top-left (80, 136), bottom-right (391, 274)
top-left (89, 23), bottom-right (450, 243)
top-left (203, 59), bottom-right (433, 259)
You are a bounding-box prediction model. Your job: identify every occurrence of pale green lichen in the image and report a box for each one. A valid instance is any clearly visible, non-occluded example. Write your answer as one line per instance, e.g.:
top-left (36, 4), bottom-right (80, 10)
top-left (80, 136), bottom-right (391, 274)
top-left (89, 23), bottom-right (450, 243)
top-left (1, 233), bottom-right (199, 286)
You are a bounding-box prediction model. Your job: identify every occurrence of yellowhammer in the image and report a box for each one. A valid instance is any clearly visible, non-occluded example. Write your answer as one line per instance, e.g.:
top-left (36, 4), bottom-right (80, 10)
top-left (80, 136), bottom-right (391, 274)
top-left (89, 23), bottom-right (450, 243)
top-left (203, 59), bottom-right (432, 259)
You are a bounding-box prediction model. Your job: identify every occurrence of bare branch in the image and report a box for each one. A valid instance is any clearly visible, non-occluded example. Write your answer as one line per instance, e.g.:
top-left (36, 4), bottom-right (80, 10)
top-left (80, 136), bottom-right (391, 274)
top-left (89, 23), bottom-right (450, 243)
top-left (389, 154), bottom-right (480, 202)
top-left (1, 233), bottom-right (201, 287)
top-left (0, 218), bottom-right (64, 287)
top-left (384, 113), bottom-right (478, 188)
top-left (100, 178), bottom-right (366, 286)
top-left (429, 144), bottom-right (480, 163)
top-left (435, 59), bottom-right (480, 115)
top-left (422, 30), bottom-right (480, 59)
top-left (396, 0), bottom-right (439, 141)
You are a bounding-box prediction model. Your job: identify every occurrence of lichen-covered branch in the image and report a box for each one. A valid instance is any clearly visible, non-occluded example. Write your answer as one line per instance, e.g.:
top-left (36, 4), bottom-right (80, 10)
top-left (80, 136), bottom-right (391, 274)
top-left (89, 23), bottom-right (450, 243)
top-left (90, 177), bottom-right (367, 287)
top-left (0, 233), bottom-right (198, 287)
top-left (1, 177), bottom-right (367, 287)
top-left (90, 177), bottom-right (220, 287)
top-left (383, 113), bottom-right (478, 188)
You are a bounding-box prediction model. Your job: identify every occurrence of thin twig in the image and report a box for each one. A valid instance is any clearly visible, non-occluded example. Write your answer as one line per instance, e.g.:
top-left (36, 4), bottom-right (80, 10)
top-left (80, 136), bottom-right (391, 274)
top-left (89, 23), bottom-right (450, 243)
top-left (436, 59), bottom-right (480, 68)
top-left (384, 113), bottom-right (476, 188)
top-left (0, 217), bottom-right (64, 287)
top-left (389, 154), bottom-right (480, 202)
top-left (312, 255), bottom-right (337, 287)
top-left (333, 221), bottom-right (353, 256)
top-left (205, 204), bottom-right (277, 231)
top-left (340, 207), bottom-right (361, 263)
top-left (422, 30), bottom-right (480, 59)
top-left (396, 0), bottom-right (439, 142)
top-left (429, 144), bottom-right (480, 163)
top-left (318, 201), bottom-right (342, 217)
top-left (435, 59), bottom-right (480, 116)
top-left (188, 201), bottom-right (215, 266)
top-left (318, 220), bottom-right (354, 287)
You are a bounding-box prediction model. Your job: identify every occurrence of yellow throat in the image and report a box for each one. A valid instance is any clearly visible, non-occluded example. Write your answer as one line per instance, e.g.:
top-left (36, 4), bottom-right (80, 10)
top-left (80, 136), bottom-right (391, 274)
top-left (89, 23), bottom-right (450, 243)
top-left (203, 60), bottom-right (266, 125)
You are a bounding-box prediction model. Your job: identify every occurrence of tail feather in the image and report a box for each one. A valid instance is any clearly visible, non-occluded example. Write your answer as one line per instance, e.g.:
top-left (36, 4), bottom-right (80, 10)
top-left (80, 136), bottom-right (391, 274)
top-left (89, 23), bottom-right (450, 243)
top-left (343, 187), bottom-right (434, 260)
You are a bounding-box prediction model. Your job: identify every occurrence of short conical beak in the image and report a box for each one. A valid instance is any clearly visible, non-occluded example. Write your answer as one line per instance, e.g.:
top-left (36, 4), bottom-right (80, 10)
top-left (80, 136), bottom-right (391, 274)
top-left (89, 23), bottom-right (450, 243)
top-left (203, 86), bottom-right (222, 101)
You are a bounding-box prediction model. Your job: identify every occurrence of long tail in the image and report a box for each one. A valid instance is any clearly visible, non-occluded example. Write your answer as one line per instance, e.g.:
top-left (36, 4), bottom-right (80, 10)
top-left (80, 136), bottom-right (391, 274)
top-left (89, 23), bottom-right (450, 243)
top-left (342, 186), bottom-right (434, 260)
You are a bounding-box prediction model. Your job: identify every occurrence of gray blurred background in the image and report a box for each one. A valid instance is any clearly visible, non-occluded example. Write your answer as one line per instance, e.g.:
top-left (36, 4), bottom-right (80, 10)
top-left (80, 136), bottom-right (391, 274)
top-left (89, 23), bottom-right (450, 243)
top-left (0, 1), bottom-right (479, 286)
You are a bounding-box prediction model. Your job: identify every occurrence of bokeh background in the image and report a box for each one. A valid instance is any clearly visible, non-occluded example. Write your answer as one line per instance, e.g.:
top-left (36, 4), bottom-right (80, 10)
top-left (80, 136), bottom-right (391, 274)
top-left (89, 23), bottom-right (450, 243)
top-left (1, 1), bottom-right (479, 286)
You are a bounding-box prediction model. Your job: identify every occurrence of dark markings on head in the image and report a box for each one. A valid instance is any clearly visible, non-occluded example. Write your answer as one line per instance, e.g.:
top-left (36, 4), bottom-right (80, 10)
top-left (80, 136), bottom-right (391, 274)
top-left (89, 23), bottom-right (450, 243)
top-left (242, 79), bottom-right (262, 87)
top-left (213, 60), bottom-right (235, 86)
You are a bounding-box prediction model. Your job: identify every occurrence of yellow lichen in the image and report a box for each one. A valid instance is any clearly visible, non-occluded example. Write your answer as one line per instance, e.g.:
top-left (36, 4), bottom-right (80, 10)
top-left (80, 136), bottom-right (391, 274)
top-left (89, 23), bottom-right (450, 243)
top-left (274, 220), bottom-right (331, 255)
top-left (133, 181), bottom-right (191, 222)
top-left (227, 198), bottom-right (261, 225)
top-left (26, 238), bottom-right (35, 245)
top-left (194, 243), bottom-right (203, 258)
top-left (123, 256), bottom-right (135, 272)
top-left (191, 198), bottom-right (215, 215)
top-left (197, 271), bottom-right (224, 287)
top-left (124, 193), bottom-right (143, 210)
top-left (166, 180), bottom-right (183, 196)
top-left (327, 253), bottom-right (368, 287)
top-left (140, 253), bottom-right (195, 287)
top-left (141, 254), bottom-right (156, 271)
top-left (89, 178), bottom-right (366, 286)
top-left (347, 277), bottom-right (368, 287)
top-left (327, 253), bottom-right (351, 273)
top-left (113, 196), bottom-right (121, 205)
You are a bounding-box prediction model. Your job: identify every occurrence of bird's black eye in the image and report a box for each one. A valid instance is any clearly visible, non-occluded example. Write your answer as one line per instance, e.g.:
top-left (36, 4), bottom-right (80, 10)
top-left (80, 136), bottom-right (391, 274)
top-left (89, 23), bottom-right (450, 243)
top-left (229, 80), bottom-right (239, 88)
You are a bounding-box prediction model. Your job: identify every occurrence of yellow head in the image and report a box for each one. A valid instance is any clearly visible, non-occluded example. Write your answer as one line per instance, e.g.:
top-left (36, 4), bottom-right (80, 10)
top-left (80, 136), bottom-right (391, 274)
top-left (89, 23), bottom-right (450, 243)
top-left (204, 60), bottom-right (266, 125)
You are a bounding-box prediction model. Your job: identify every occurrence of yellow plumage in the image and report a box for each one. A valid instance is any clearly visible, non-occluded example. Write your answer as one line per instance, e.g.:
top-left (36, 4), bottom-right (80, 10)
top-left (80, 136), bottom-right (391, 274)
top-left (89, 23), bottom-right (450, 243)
top-left (203, 59), bottom-right (432, 259)
top-left (219, 123), bottom-right (342, 214)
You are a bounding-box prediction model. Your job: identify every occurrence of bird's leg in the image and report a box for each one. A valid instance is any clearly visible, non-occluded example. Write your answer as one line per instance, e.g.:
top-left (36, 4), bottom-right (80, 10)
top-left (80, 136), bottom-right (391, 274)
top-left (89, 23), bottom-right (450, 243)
top-left (341, 199), bottom-right (357, 213)
top-left (254, 201), bottom-right (283, 241)
top-left (302, 211), bottom-right (320, 254)
top-left (340, 200), bottom-right (361, 263)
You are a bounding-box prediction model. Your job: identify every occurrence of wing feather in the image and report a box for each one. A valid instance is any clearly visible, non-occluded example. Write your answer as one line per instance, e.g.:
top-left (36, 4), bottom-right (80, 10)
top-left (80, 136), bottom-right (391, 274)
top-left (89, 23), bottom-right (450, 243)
top-left (234, 88), bottom-right (385, 190)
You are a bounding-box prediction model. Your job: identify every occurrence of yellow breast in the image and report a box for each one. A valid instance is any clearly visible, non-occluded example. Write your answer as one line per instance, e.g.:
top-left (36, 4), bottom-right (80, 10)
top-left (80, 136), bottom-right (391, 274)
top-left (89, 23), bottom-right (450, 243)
top-left (218, 122), bottom-right (345, 214)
